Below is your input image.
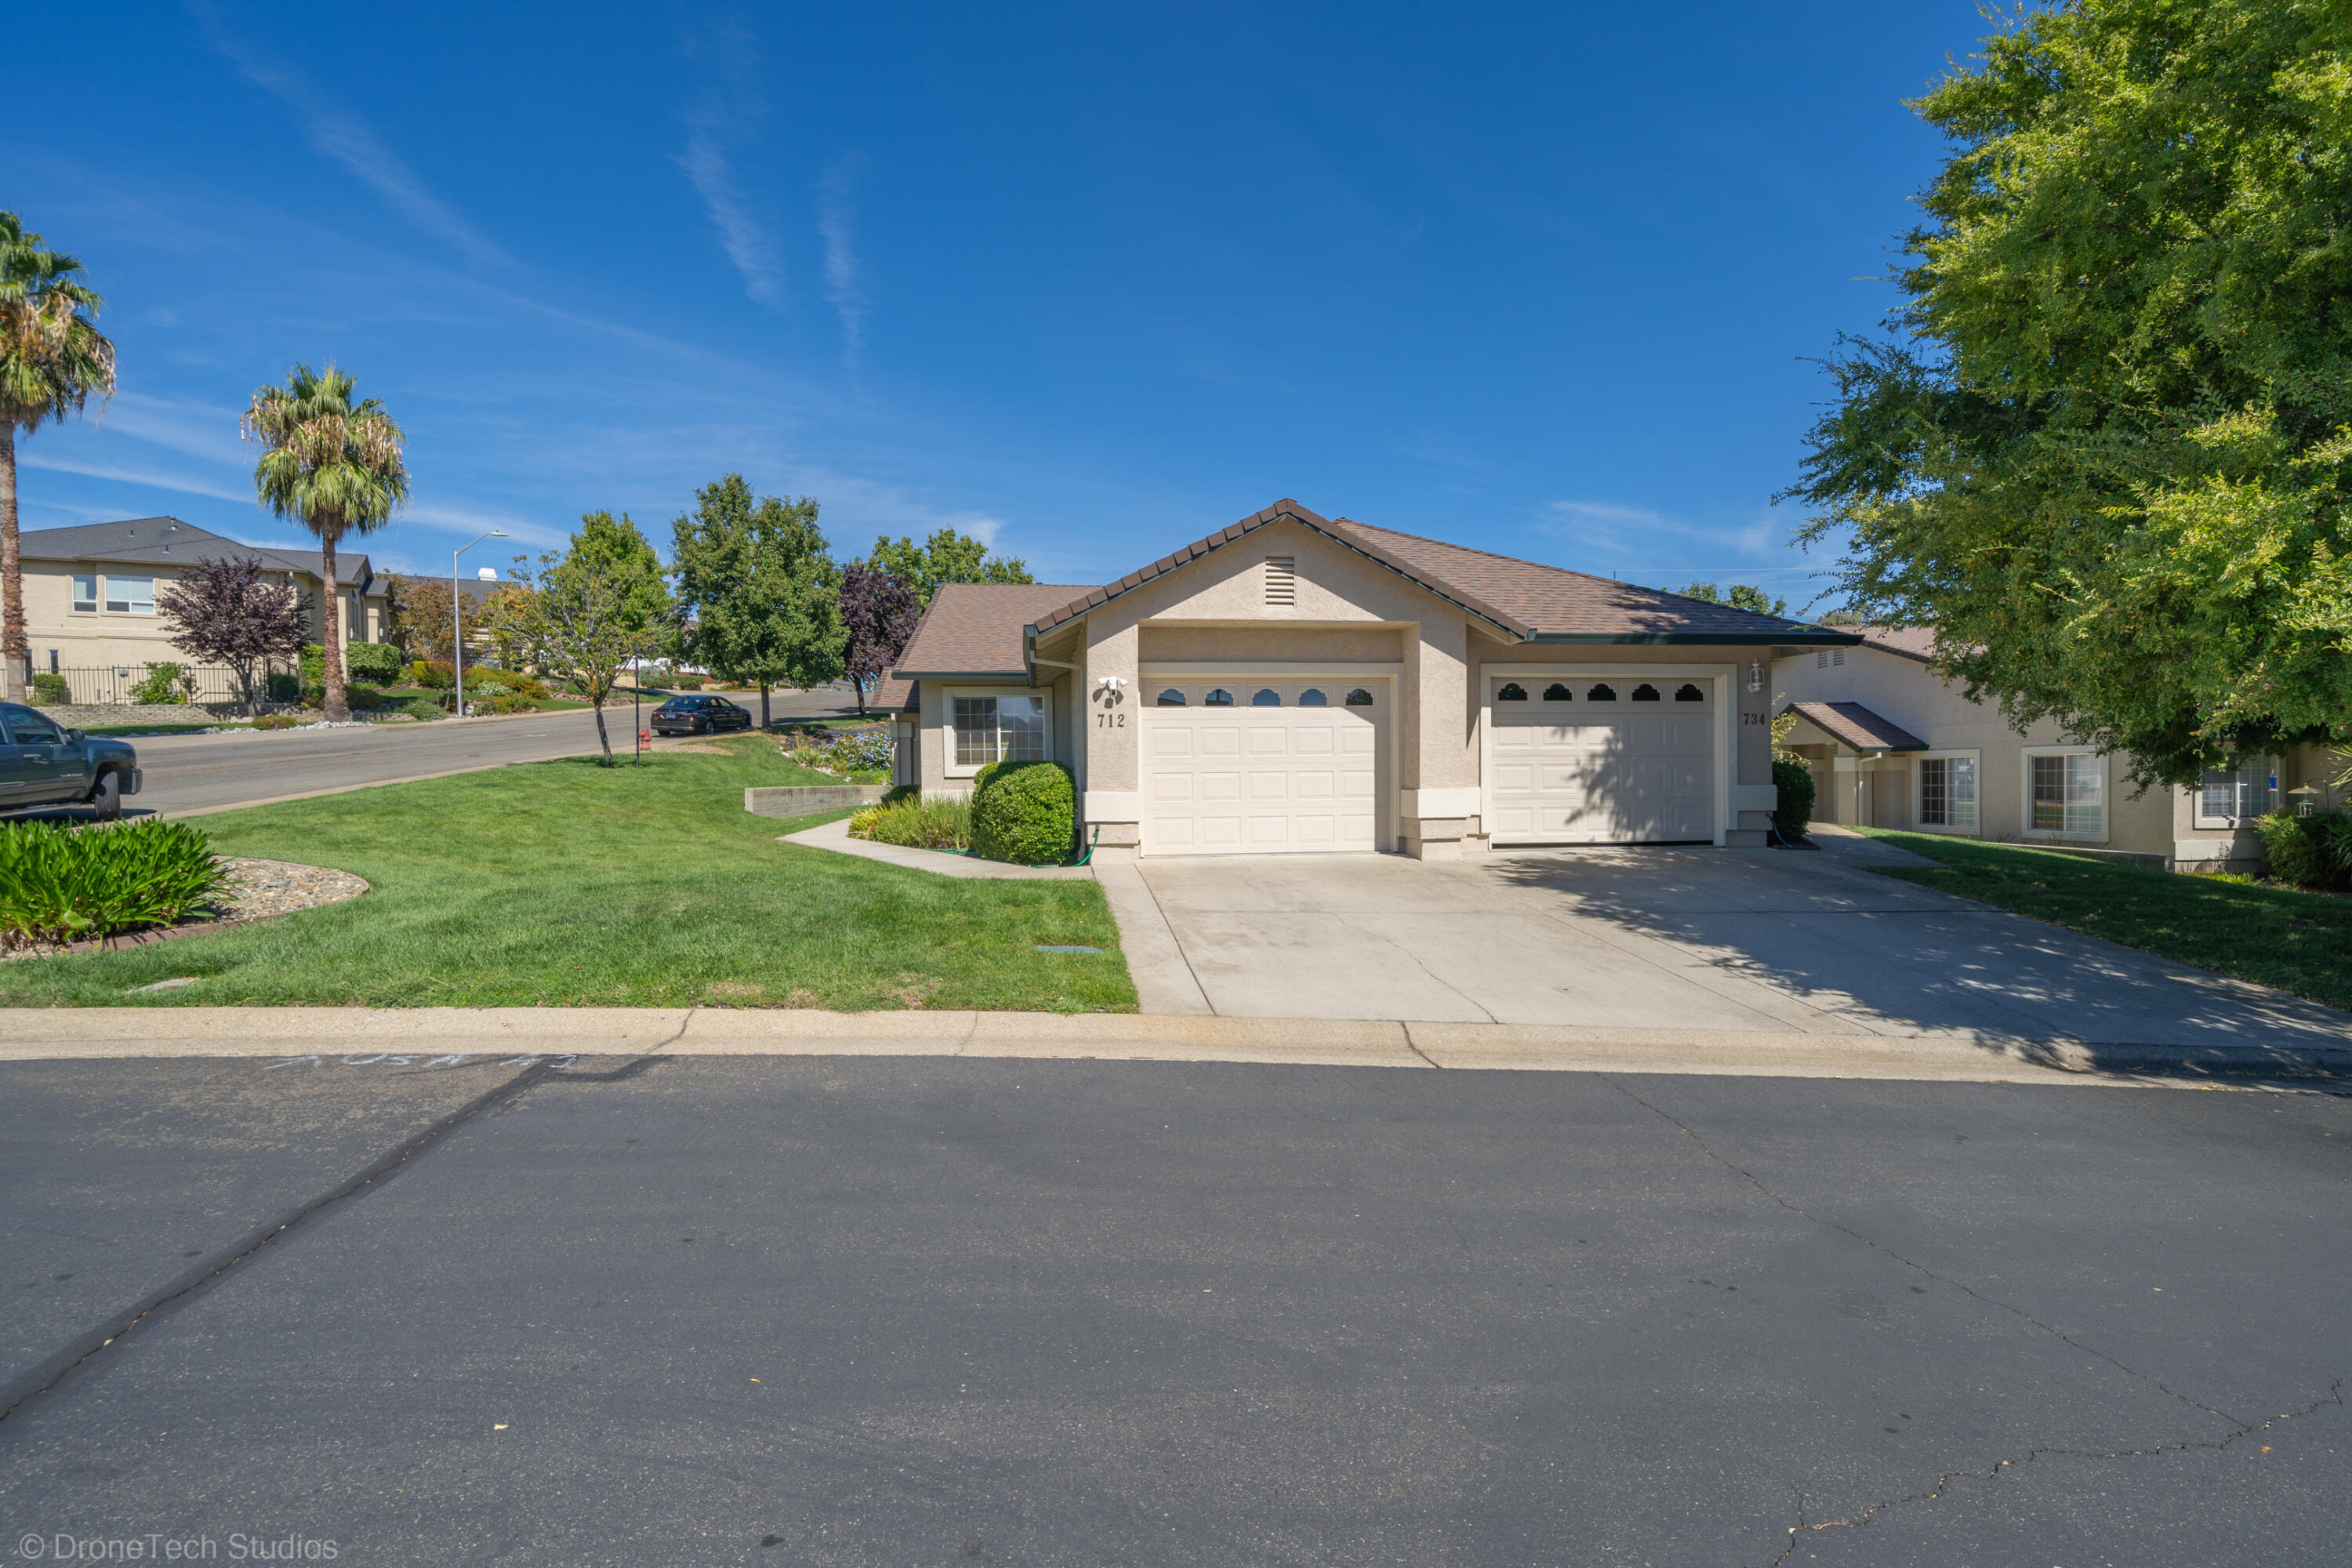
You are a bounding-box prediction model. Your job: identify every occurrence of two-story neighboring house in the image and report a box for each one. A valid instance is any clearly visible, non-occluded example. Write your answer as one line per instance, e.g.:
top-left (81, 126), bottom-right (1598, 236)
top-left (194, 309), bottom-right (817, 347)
top-left (1773, 626), bottom-right (2345, 872)
top-left (16, 517), bottom-right (390, 695)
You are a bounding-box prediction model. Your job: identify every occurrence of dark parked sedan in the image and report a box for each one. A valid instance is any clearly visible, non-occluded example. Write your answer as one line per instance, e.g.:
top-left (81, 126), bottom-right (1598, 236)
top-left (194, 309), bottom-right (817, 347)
top-left (648, 695), bottom-right (755, 735)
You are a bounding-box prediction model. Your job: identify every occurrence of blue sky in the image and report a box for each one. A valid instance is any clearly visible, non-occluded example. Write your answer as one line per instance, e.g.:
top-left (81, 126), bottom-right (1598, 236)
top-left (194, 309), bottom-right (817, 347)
top-left (13, 2), bottom-right (1984, 609)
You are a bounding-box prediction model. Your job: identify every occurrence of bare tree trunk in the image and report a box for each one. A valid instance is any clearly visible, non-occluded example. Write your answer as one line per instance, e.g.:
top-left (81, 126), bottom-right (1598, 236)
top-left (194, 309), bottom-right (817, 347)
top-left (319, 533), bottom-right (349, 722)
top-left (0, 426), bottom-right (24, 703)
top-left (591, 695), bottom-right (613, 766)
top-left (854, 675), bottom-right (866, 717)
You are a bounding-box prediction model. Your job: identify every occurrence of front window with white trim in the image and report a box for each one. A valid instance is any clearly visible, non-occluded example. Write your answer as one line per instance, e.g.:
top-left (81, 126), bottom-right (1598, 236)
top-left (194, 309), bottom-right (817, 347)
top-left (103, 575), bottom-right (155, 615)
top-left (1915, 751), bottom-right (1978, 833)
top-left (953, 695), bottom-right (1046, 767)
top-left (2025, 750), bottom-right (2104, 838)
top-left (2196, 757), bottom-right (2276, 827)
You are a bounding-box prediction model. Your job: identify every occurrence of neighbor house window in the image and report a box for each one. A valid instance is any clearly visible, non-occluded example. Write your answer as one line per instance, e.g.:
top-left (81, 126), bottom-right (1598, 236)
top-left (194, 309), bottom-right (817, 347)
top-left (103, 575), bottom-right (154, 615)
top-left (1917, 753), bottom-right (1978, 833)
top-left (2027, 751), bottom-right (2103, 837)
top-left (71, 575), bottom-right (97, 613)
top-left (953, 695), bottom-right (1045, 767)
top-left (2197, 757), bottom-right (2276, 826)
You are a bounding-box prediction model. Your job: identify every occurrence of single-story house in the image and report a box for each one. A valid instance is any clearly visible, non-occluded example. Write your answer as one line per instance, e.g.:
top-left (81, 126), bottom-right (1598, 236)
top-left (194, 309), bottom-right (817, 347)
top-left (16, 516), bottom-right (389, 691)
top-left (876, 499), bottom-right (1858, 861)
top-left (1772, 625), bottom-right (2347, 872)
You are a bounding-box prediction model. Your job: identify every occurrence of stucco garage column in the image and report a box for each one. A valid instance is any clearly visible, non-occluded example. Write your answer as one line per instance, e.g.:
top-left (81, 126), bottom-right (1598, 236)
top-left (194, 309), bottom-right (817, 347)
top-left (1400, 615), bottom-right (1475, 860)
top-left (1080, 617), bottom-right (1142, 862)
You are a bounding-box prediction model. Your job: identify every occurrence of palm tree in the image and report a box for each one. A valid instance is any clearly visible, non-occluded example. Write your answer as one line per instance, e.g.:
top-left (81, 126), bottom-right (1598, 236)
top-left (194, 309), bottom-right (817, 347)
top-left (0, 214), bottom-right (116, 702)
top-left (243, 365), bottom-right (408, 722)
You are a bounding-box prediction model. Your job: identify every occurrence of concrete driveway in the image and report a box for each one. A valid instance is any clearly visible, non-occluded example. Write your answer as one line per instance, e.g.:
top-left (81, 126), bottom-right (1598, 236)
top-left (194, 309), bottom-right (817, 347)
top-left (1106, 834), bottom-right (2352, 1050)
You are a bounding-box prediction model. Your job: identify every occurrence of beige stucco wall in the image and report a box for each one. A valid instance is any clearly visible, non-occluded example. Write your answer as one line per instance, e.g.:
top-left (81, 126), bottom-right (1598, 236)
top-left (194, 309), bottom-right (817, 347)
top-left (1768, 644), bottom-right (2300, 863)
top-left (20, 560), bottom-right (384, 682)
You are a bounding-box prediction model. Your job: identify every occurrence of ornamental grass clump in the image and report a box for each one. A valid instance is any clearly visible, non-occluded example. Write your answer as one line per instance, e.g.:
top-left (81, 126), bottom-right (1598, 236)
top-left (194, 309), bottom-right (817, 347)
top-left (0, 819), bottom-right (230, 946)
top-left (848, 795), bottom-right (973, 851)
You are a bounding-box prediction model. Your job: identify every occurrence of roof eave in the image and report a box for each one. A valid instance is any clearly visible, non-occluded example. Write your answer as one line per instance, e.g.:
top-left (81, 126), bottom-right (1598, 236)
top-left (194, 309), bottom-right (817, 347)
top-left (888, 668), bottom-right (1029, 681)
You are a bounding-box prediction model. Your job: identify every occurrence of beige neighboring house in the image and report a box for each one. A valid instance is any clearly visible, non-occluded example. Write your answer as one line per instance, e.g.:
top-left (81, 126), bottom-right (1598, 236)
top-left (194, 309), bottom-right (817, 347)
top-left (875, 499), bottom-right (1857, 861)
top-left (1773, 626), bottom-right (2346, 872)
top-left (16, 516), bottom-right (389, 696)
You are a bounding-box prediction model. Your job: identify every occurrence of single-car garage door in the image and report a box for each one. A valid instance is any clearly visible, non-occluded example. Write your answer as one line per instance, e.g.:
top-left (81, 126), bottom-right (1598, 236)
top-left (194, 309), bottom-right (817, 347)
top-left (1142, 680), bottom-right (1381, 855)
top-left (1486, 676), bottom-right (1715, 844)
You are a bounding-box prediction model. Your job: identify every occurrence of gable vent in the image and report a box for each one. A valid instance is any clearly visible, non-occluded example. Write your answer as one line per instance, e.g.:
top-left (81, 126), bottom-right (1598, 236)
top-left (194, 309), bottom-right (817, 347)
top-left (1265, 556), bottom-right (1296, 606)
top-left (1816, 648), bottom-right (1845, 669)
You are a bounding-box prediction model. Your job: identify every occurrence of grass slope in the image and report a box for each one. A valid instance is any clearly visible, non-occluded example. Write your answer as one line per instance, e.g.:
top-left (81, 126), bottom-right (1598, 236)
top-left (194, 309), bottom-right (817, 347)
top-left (0, 736), bottom-right (1134, 1011)
top-left (1856, 828), bottom-right (2352, 1011)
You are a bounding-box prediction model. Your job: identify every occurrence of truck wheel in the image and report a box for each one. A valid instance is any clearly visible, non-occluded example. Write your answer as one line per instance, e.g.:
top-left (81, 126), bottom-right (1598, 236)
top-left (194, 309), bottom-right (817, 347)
top-left (90, 769), bottom-right (122, 822)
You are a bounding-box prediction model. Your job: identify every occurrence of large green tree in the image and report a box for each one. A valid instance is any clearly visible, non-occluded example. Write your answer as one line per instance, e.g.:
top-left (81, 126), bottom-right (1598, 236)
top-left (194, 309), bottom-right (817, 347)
top-left (1782, 0), bottom-right (2352, 786)
top-left (0, 213), bottom-right (115, 702)
top-left (672, 475), bottom-right (845, 727)
top-left (861, 526), bottom-right (1031, 606)
top-left (243, 365), bottom-right (408, 723)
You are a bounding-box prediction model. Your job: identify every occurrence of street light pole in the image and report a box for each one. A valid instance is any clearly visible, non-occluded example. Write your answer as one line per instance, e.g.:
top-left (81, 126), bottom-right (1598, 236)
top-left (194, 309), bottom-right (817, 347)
top-left (452, 530), bottom-right (507, 717)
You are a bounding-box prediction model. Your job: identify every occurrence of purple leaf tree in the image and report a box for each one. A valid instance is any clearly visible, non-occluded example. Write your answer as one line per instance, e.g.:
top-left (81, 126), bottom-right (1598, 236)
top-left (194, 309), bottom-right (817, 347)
top-left (154, 556), bottom-right (308, 717)
top-left (840, 563), bottom-right (919, 717)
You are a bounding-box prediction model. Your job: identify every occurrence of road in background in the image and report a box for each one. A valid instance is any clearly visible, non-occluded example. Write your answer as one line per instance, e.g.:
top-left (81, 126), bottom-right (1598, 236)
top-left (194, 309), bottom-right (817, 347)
top-left (2, 1055), bottom-right (2344, 1566)
top-left (41, 687), bottom-right (867, 818)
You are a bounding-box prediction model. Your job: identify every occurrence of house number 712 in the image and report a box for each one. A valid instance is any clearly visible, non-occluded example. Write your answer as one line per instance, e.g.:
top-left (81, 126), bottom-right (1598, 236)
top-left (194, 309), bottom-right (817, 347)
top-left (1097, 713), bottom-right (1126, 728)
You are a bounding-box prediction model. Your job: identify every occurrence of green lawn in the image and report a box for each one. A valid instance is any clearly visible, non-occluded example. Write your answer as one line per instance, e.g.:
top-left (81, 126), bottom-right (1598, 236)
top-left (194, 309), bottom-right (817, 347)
top-left (0, 735), bottom-right (1134, 1011)
top-left (1854, 827), bottom-right (2352, 1011)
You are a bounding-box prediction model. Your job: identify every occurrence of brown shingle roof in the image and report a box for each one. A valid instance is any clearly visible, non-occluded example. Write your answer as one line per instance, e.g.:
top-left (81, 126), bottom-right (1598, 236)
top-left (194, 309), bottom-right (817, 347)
top-left (869, 675), bottom-right (916, 712)
top-left (893, 583), bottom-right (1098, 677)
top-left (1027, 499), bottom-right (1856, 644)
top-left (1853, 625), bottom-right (1941, 664)
top-left (1779, 700), bottom-right (1929, 753)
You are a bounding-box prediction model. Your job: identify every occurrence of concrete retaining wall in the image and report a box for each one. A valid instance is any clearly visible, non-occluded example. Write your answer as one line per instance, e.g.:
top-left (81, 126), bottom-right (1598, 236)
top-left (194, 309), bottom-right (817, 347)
top-left (746, 784), bottom-right (888, 818)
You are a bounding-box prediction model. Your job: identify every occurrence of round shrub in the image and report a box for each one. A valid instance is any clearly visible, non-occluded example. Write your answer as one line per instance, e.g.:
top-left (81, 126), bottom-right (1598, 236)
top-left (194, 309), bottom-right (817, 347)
top-left (1771, 757), bottom-right (1817, 844)
top-left (402, 697), bottom-right (447, 723)
top-left (968, 761), bottom-right (1074, 866)
top-left (30, 672), bottom-right (70, 706)
top-left (344, 641), bottom-right (404, 682)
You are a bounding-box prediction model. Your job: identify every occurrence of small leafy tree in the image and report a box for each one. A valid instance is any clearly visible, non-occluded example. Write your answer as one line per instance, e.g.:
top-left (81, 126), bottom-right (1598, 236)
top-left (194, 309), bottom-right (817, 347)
top-left (672, 475), bottom-right (844, 727)
top-left (383, 572), bottom-right (456, 663)
top-left (860, 527), bottom-right (1030, 607)
top-left (840, 563), bottom-right (918, 715)
top-left (508, 548), bottom-right (637, 765)
top-left (154, 555), bottom-right (307, 717)
top-left (1681, 583), bottom-right (1788, 616)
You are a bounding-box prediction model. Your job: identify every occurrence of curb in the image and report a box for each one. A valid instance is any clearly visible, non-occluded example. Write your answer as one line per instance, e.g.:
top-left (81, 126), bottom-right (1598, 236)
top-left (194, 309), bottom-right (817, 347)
top-left (0, 1007), bottom-right (2343, 1087)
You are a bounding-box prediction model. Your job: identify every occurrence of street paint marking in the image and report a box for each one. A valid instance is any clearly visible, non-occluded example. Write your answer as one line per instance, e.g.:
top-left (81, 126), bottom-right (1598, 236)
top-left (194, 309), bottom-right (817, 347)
top-left (260, 1052), bottom-right (579, 1071)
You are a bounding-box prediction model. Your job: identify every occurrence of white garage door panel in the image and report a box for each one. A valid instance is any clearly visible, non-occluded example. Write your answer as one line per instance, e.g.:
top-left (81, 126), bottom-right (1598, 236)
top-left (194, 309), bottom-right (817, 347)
top-left (1489, 684), bottom-right (1715, 845)
top-left (1143, 682), bottom-right (1381, 856)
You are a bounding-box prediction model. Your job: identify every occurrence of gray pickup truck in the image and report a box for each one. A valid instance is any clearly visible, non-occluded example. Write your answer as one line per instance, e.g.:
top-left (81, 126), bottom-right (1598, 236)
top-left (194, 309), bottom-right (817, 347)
top-left (0, 702), bottom-right (143, 820)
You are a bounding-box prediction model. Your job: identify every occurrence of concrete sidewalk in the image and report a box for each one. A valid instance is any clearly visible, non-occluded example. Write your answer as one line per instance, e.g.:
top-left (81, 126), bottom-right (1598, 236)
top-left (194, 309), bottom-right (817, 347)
top-left (2, 1006), bottom-right (2344, 1089)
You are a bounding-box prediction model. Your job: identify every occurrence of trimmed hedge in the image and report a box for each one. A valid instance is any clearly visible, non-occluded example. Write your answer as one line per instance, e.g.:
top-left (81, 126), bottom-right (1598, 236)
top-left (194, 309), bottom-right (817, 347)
top-left (345, 641), bottom-right (404, 682)
top-left (1772, 757), bottom-right (1817, 844)
top-left (969, 760), bottom-right (1075, 866)
top-left (0, 819), bottom-right (230, 945)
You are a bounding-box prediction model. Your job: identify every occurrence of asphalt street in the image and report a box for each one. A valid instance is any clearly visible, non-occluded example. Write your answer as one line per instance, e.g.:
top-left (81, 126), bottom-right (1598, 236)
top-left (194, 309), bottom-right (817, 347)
top-left (45, 687), bottom-right (865, 818)
top-left (2, 1053), bottom-right (2344, 1566)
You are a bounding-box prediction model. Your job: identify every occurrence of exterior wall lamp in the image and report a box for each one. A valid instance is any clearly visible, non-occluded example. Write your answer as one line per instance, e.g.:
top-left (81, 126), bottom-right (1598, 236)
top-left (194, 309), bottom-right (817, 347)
top-left (1748, 660), bottom-right (1764, 694)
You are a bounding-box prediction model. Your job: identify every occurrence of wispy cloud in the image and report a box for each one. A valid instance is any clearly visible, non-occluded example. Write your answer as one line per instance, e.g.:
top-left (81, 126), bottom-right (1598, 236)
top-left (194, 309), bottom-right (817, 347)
top-left (677, 21), bottom-right (786, 307)
top-left (96, 392), bottom-right (249, 467)
top-left (17, 452), bottom-right (251, 504)
top-left (190, 2), bottom-right (507, 267)
top-left (817, 155), bottom-right (869, 365)
top-left (1540, 498), bottom-right (1776, 557)
top-left (399, 503), bottom-right (571, 551)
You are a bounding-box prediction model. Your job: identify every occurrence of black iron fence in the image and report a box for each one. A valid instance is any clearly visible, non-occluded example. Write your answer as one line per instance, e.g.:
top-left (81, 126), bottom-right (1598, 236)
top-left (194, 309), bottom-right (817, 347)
top-left (31, 662), bottom-right (296, 707)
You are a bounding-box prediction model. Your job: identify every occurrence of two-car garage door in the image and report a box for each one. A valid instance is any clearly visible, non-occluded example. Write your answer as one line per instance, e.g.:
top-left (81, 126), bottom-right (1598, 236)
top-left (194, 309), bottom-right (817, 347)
top-left (1486, 676), bottom-right (1717, 844)
top-left (1142, 680), bottom-right (1381, 855)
